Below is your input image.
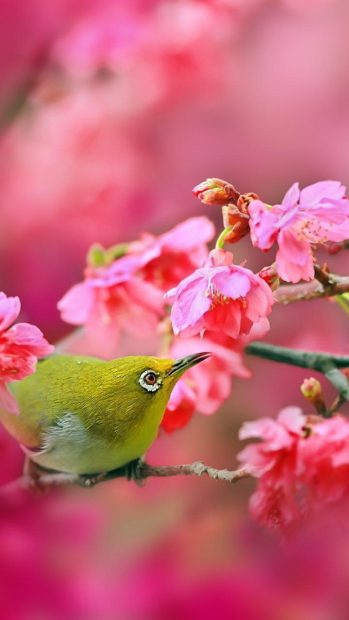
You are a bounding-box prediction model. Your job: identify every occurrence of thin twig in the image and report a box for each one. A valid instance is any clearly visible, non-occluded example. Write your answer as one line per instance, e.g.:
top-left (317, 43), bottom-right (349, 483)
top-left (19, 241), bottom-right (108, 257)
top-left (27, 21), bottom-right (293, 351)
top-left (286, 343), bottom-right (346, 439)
top-left (246, 342), bottom-right (349, 370)
top-left (246, 341), bottom-right (349, 403)
top-left (0, 462), bottom-right (251, 495)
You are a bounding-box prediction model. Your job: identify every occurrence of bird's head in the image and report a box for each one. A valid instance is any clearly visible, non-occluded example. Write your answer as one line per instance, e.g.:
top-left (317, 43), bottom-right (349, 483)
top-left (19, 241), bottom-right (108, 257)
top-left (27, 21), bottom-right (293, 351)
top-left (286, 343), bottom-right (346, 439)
top-left (106, 352), bottom-right (210, 427)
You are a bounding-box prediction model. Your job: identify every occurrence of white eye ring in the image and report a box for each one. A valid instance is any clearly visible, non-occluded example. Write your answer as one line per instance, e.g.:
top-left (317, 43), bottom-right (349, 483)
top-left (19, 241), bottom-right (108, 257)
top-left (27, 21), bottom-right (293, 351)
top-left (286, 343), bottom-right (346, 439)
top-left (139, 370), bottom-right (163, 393)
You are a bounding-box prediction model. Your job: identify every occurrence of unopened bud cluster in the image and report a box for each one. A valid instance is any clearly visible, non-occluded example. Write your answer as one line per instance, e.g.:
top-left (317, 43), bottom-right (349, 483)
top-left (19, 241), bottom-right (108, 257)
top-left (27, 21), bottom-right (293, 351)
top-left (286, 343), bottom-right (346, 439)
top-left (193, 178), bottom-right (259, 245)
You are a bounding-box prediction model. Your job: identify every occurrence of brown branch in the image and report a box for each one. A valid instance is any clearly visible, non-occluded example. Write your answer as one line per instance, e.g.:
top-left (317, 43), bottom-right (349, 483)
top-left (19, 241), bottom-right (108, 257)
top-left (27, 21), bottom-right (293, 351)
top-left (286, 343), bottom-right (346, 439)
top-left (0, 461), bottom-right (251, 495)
top-left (274, 271), bottom-right (349, 304)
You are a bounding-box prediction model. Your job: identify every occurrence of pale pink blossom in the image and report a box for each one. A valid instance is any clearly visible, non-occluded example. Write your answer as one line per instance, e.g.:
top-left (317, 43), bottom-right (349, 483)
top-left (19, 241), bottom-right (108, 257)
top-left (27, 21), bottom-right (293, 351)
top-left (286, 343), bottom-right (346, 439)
top-left (161, 334), bottom-right (250, 432)
top-left (249, 181), bottom-right (349, 283)
top-left (0, 292), bottom-right (54, 414)
top-left (165, 249), bottom-right (274, 340)
top-left (58, 258), bottom-right (164, 349)
top-left (238, 407), bottom-right (306, 528)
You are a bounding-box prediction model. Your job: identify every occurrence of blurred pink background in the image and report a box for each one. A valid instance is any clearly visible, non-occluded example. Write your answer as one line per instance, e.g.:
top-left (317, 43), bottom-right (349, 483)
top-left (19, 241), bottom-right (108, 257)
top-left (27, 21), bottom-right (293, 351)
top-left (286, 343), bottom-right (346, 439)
top-left (1, 1), bottom-right (349, 618)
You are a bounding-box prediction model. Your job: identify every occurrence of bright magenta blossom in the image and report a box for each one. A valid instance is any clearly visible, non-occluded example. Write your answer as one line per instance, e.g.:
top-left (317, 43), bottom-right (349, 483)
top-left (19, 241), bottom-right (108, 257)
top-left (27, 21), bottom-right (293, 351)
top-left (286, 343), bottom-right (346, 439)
top-left (239, 410), bottom-right (349, 530)
top-left (301, 416), bottom-right (349, 508)
top-left (162, 335), bottom-right (250, 432)
top-left (0, 292), bottom-right (54, 414)
top-left (165, 249), bottom-right (274, 339)
top-left (238, 407), bottom-right (306, 529)
top-left (58, 218), bottom-right (214, 353)
top-left (249, 180), bottom-right (349, 283)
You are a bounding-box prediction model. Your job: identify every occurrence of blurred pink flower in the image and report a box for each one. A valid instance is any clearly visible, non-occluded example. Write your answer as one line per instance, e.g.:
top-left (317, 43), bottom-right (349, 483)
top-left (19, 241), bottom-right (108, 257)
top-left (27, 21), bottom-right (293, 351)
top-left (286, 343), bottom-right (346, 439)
top-left (249, 181), bottom-right (349, 283)
top-left (58, 259), bottom-right (164, 348)
top-left (0, 292), bottom-right (54, 414)
top-left (131, 216), bottom-right (215, 291)
top-left (165, 248), bottom-right (274, 339)
top-left (301, 415), bottom-right (349, 507)
top-left (162, 334), bottom-right (250, 432)
top-left (238, 410), bottom-right (349, 530)
top-left (238, 407), bottom-right (305, 528)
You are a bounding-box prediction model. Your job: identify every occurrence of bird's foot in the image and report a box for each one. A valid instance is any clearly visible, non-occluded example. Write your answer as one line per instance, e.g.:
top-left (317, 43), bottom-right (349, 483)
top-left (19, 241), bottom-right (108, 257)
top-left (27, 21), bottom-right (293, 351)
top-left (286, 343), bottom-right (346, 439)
top-left (124, 457), bottom-right (146, 487)
top-left (74, 458), bottom-right (147, 488)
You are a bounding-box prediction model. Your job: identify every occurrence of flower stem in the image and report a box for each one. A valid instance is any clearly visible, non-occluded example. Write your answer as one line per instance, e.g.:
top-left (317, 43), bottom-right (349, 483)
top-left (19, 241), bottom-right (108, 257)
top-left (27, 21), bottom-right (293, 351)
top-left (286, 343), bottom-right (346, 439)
top-left (215, 226), bottom-right (234, 249)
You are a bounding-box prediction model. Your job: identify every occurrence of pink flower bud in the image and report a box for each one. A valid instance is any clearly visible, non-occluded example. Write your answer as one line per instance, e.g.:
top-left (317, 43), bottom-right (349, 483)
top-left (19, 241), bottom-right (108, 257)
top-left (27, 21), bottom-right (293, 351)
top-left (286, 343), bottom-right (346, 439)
top-left (192, 178), bottom-right (240, 206)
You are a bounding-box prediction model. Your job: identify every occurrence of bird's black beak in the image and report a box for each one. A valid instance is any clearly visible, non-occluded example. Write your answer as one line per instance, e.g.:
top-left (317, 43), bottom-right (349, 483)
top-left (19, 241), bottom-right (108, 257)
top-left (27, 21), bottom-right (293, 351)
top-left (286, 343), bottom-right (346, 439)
top-left (168, 352), bottom-right (211, 376)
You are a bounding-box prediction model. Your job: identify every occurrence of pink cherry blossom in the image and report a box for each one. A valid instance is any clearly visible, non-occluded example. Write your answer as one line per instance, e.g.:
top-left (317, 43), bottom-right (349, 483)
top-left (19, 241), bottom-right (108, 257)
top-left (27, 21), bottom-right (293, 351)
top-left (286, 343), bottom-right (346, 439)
top-left (58, 218), bottom-right (214, 353)
top-left (0, 292), bottom-right (54, 414)
top-left (238, 410), bottom-right (349, 529)
top-left (161, 334), bottom-right (250, 432)
top-left (165, 249), bottom-right (274, 340)
top-left (249, 181), bottom-right (349, 283)
top-left (58, 258), bottom-right (164, 351)
top-left (238, 407), bottom-right (306, 528)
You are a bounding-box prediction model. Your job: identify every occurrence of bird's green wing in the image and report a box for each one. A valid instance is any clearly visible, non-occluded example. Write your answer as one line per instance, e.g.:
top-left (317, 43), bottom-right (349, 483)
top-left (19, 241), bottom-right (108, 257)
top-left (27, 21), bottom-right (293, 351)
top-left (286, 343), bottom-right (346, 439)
top-left (0, 354), bottom-right (105, 448)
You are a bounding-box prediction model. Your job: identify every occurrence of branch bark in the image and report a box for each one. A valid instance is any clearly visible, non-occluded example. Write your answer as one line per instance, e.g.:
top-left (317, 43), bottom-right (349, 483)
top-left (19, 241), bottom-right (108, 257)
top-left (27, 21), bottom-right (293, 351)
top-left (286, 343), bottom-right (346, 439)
top-left (1, 461), bottom-right (251, 495)
top-left (274, 273), bottom-right (349, 304)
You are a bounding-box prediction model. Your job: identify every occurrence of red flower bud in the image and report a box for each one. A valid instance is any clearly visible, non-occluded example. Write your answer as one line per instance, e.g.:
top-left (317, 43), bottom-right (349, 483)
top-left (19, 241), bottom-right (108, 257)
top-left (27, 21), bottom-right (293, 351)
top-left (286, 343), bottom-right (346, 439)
top-left (221, 205), bottom-right (250, 243)
top-left (237, 192), bottom-right (259, 214)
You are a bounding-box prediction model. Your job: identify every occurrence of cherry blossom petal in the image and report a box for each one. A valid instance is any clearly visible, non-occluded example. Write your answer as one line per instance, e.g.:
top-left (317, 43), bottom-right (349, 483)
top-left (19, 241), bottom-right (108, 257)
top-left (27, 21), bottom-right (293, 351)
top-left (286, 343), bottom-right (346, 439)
top-left (58, 282), bottom-right (95, 325)
top-left (0, 294), bottom-right (20, 331)
top-left (169, 275), bottom-right (211, 334)
top-left (276, 229), bottom-right (314, 283)
top-left (248, 200), bottom-right (280, 250)
top-left (160, 217), bottom-right (215, 252)
top-left (300, 180), bottom-right (346, 205)
top-left (212, 269), bottom-right (252, 299)
top-left (6, 323), bottom-right (54, 357)
top-left (281, 182), bottom-right (300, 207)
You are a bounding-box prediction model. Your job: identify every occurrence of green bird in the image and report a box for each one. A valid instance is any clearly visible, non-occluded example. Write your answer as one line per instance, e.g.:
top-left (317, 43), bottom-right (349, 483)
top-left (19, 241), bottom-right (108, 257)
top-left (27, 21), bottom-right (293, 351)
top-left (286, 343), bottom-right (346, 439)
top-left (0, 352), bottom-right (209, 478)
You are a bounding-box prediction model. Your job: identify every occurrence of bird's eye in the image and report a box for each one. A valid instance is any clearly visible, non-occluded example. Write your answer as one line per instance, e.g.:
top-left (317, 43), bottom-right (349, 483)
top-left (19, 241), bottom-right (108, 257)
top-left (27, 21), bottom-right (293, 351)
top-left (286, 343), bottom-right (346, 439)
top-left (139, 370), bottom-right (163, 393)
top-left (145, 372), bottom-right (157, 385)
